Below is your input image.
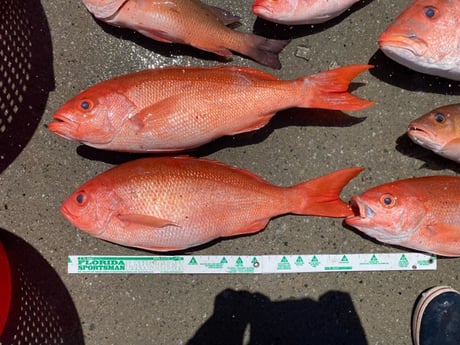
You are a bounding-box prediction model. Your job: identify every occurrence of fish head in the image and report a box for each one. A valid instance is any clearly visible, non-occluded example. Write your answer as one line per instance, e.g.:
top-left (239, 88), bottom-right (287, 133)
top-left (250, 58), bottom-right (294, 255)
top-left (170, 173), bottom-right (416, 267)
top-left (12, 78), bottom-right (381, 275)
top-left (49, 85), bottom-right (135, 147)
top-left (378, 0), bottom-right (460, 78)
top-left (345, 181), bottom-right (427, 247)
top-left (408, 104), bottom-right (460, 161)
top-left (61, 177), bottom-right (119, 237)
top-left (252, 0), bottom-right (298, 23)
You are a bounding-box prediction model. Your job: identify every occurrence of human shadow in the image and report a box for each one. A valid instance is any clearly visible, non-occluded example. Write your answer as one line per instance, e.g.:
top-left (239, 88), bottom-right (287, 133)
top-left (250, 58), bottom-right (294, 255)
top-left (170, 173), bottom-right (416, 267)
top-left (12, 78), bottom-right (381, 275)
top-left (0, 0), bottom-right (55, 173)
top-left (0, 228), bottom-right (84, 345)
top-left (187, 289), bottom-right (368, 345)
top-left (368, 50), bottom-right (460, 95)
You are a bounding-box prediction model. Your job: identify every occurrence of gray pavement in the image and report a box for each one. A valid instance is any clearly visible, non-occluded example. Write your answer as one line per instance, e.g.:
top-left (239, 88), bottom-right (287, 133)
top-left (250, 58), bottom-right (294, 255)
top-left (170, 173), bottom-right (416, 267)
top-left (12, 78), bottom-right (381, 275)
top-left (1, 0), bottom-right (460, 344)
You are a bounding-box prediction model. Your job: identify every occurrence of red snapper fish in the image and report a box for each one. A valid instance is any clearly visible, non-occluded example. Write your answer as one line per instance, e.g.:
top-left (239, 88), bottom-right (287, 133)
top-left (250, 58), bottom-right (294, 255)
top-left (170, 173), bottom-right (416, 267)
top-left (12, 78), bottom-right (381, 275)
top-left (81, 0), bottom-right (289, 69)
top-left (48, 65), bottom-right (374, 153)
top-left (379, 0), bottom-right (460, 80)
top-left (408, 104), bottom-right (460, 162)
top-left (346, 176), bottom-right (460, 256)
top-left (61, 156), bottom-right (363, 251)
top-left (252, 0), bottom-right (360, 25)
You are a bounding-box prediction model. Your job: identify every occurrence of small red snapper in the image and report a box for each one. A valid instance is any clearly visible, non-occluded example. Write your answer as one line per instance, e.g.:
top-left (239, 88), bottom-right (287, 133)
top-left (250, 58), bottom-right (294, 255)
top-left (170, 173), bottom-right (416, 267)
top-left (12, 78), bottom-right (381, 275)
top-left (346, 176), bottom-right (460, 256)
top-left (252, 0), bottom-right (360, 25)
top-left (48, 65), bottom-right (374, 153)
top-left (379, 0), bottom-right (460, 80)
top-left (81, 0), bottom-right (289, 69)
top-left (61, 156), bottom-right (364, 251)
top-left (408, 104), bottom-right (460, 162)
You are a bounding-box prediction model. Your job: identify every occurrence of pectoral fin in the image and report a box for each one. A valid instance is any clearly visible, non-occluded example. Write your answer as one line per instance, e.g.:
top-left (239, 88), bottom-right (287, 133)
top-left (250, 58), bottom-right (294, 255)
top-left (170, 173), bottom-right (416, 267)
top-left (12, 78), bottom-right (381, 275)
top-left (118, 214), bottom-right (179, 228)
top-left (128, 95), bottom-right (184, 132)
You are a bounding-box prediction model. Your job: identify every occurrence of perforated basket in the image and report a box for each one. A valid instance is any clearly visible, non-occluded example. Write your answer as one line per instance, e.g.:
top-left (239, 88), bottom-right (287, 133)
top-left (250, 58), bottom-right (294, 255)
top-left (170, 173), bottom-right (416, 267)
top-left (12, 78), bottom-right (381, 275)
top-left (0, 0), bottom-right (54, 172)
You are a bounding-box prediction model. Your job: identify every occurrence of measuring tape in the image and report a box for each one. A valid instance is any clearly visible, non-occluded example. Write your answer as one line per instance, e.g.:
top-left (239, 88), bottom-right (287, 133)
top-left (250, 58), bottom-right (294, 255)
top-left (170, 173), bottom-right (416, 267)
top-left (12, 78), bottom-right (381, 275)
top-left (68, 252), bottom-right (436, 274)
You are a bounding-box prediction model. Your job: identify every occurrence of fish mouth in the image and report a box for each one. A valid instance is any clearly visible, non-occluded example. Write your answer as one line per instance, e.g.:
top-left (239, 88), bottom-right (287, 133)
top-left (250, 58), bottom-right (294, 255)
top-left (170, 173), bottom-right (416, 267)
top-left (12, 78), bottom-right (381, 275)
top-left (60, 203), bottom-right (106, 237)
top-left (407, 123), bottom-right (442, 152)
top-left (347, 196), bottom-right (375, 221)
top-left (378, 32), bottom-right (428, 57)
top-left (252, 4), bottom-right (271, 17)
top-left (48, 112), bottom-right (80, 140)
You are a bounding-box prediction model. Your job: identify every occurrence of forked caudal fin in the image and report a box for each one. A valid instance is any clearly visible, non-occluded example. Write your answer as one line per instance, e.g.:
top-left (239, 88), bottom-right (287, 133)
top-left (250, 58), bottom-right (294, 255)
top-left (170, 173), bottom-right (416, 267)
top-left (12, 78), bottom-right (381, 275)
top-left (290, 167), bottom-right (364, 217)
top-left (301, 64), bottom-right (375, 111)
top-left (242, 34), bottom-right (290, 70)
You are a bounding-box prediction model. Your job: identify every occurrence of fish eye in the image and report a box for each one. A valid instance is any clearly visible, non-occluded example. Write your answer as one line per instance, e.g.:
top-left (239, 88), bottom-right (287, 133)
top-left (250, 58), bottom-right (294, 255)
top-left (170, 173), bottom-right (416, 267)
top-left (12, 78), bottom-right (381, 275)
top-left (79, 99), bottom-right (94, 112)
top-left (75, 191), bottom-right (87, 206)
top-left (434, 112), bottom-right (445, 123)
top-left (424, 6), bottom-right (437, 18)
top-left (380, 193), bottom-right (396, 208)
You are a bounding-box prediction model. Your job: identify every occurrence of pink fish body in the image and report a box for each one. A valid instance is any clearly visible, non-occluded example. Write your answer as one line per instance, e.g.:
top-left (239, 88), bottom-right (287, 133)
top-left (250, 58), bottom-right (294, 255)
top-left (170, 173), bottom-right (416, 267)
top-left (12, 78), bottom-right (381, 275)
top-left (61, 156), bottom-right (363, 251)
top-left (48, 65), bottom-right (373, 153)
top-left (379, 0), bottom-right (460, 80)
top-left (81, 0), bottom-right (289, 68)
top-left (252, 0), bottom-right (360, 25)
top-left (346, 176), bottom-right (460, 256)
top-left (408, 104), bottom-right (460, 162)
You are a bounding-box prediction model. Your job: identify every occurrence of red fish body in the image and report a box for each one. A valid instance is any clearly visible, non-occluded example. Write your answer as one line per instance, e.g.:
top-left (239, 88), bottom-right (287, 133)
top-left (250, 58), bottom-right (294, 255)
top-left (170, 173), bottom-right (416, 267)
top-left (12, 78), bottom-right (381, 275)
top-left (379, 0), bottom-right (460, 80)
top-left (408, 104), bottom-right (460, 162)
top-left (252, 0), bottom-right (360, 25)
top-left (81, 0), bottom-right (289, 69)
top-left (346, 176), bottom-right (460, 256)
top-left (48, 65), bottom-right (373, 152)
top-left (61, 156), bottom-right (363, 251)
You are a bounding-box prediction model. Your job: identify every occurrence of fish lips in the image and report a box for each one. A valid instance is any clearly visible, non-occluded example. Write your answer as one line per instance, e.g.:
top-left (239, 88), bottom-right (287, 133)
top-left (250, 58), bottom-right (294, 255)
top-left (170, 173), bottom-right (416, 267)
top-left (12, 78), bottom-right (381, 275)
top-left (60, 203), bottom-right (106, 237)
top-left (407, 123), bottom-right (443, 152)
top-left (347, 196), bottom-right (376, 223)
top-left (48, 112), bottom-right (81, 141)
top-left (378, 32), bottom-right (428, 58)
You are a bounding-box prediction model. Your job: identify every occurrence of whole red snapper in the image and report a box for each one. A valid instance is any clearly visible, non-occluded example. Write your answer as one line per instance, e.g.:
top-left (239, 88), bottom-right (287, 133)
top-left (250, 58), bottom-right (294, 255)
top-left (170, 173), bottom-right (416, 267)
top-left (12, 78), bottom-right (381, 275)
top-left (408, 104), bottom-right (460, 162)
top-left (61, 156), bottom-right (363, 251)
top-left (253, 0), bottom-right (360, 25)
top-left (346, 176), bottom-right (460, 256)
top-left (48, 65), bottom-right (374, 153)
top-left (81, 0), bottom-right (289, 69)
top-left (379, 0), bottom-right (460, 80)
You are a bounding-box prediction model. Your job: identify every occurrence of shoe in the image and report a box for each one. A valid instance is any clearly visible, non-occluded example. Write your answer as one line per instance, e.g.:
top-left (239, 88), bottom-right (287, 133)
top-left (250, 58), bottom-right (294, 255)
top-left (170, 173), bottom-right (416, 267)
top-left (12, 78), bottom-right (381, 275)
top-left (412, 286), bottom-right (460, 345)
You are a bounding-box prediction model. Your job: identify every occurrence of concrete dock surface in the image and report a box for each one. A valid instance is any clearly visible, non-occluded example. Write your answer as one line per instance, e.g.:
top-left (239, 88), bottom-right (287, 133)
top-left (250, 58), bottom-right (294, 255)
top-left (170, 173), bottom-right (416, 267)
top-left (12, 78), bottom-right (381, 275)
top-left (1, 0), bottom-right (459, 344)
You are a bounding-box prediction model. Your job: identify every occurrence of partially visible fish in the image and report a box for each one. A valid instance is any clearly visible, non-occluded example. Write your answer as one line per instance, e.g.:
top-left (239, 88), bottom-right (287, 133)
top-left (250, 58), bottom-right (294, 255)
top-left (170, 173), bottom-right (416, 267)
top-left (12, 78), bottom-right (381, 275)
top-left (408, 104), bottom-right (460, 162)
top-left (81, 0), bottom-right (289, 69)
top-left (48, 64), bottom-right (374, 153)
top-left (252, 0), bottom-right (360, 25)
top-left (61, 156), bottom-right (364, 251)
top-left (379, 0), bottom-right (460, 80)
top-left (346, 175), bottom-right (460, 256)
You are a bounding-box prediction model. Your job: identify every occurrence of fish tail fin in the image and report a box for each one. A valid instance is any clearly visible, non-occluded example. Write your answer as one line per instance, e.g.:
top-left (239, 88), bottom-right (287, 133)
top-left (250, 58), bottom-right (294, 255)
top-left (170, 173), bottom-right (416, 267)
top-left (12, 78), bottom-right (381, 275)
top-left (300, 64), bottom-right (375, 111)
top-left (241, 34), bottom-right (290, 69)
top-left (289, 167), bottom-right (364, 217)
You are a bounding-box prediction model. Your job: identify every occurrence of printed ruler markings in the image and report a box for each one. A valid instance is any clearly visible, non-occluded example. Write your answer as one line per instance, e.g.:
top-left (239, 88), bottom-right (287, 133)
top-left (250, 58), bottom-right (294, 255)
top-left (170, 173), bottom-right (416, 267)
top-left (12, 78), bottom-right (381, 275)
top-left (68, 253), bottom-right (437, 274)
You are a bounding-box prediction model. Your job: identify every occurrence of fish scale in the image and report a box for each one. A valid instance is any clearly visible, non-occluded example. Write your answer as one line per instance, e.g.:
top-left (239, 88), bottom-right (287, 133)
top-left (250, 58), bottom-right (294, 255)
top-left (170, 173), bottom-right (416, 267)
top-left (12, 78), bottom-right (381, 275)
top-left (60, 156), bottom-right (363, 251)
top-left (49, 65), bottom-right (374, 152)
